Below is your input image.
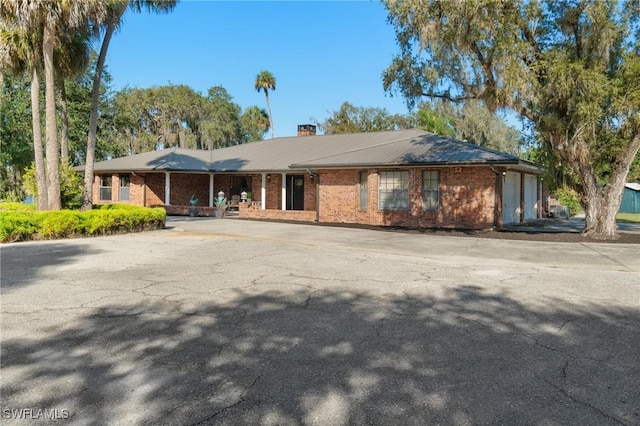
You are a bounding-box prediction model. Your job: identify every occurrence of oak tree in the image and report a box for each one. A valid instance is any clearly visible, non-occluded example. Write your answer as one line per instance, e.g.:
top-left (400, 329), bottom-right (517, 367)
top-left (383, 0), bottom-right (640, 239)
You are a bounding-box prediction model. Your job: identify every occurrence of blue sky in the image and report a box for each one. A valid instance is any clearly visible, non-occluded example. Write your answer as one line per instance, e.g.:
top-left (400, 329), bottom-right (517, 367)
top-left (106, 1), bottom-right (412, 138)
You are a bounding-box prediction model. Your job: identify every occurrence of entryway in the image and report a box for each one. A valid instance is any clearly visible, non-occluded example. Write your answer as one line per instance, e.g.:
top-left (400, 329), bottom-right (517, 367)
top-left (286, 175), bottom-right (304, 210)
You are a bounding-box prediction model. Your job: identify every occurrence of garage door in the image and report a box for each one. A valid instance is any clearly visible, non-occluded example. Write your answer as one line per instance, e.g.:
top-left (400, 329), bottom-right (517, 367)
top-left (524, 174), bottom-right (537, 221)
top-left (502, 172), bottom-right (520, 224)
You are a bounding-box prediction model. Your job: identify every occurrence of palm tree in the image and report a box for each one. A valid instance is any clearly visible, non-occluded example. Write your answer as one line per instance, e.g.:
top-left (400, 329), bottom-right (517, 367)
top-left (82, 0), bottom-right (177, 210)
top-left (1, 0), bottom-right (107, 210)
top-left (43, 1), bottom-right (107, 210)
top-left (55, 29), bottom-right (94, 162)
top-left (0, 14), bottom-right (48, 210)
top-left (254, 70), bottom-right (276, 139)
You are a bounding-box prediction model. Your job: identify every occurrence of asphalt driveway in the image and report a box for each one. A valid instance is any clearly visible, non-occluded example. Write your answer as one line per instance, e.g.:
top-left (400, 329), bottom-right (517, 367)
top-left (1, 218), bottom-right (639, 425)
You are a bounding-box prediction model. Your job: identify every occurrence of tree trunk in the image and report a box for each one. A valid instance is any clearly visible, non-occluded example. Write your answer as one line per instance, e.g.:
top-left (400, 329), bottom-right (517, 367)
top-left (179, 128), bottom-right (186, 148)
top-left (582, 132), bottom-right (640, 239)
top-left (581, 179), bottom-right (609, 237)
top-left (30, 67), bottom-right (48, 211)
top-left (583, 191), bottom-right (620, 239)
top-left (265, 91), bottom-right (274, 139)
top-left (43, 26), bottom-right (61, 210)
top-left (83, 2), bottom-right (128, 211)
top-left (57, 73), bottom-right (69, 162)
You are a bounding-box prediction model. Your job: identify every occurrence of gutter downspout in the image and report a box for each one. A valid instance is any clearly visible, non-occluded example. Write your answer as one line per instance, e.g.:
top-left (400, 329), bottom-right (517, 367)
top-left (307, 169), bottom-right (320, 222)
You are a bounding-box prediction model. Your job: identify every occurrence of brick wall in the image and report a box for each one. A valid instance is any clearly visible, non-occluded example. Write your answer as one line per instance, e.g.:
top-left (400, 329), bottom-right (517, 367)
top-left (145, 173), bottom-right (165, 206)
top-left (319, 169), bottom-right (360, 223)
top-left (93, 168), bottom-right (501, 229)
top-left (164, 205), bottom-right (218, 216)
top-left (265, 174), bottom-right (281, 210)
top-left (240, 202), bottom-right (316, 222)
top-left (303, 175), bottom-right (317, 211)
top-left (93, 173), bottom-right (144, 205)
top-left (438, 167), bottom-right (495, 228)
top-left (169, 173), bottom-right (210, 206)
top-left (317, 167), bottom-right (498, 230)
top-left (129, 174), bottom-right (145, 206)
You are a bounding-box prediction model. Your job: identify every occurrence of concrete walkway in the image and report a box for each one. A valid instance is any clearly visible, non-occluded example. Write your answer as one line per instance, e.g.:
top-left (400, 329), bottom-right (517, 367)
top-left (1, 219), bottom-right (638, 425)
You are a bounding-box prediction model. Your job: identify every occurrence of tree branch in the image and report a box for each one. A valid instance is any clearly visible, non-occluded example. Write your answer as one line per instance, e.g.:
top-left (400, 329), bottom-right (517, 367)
top-left (517, 105), bottom-right (538, 124)
top-left (420, 91), bottom-right (478, 103)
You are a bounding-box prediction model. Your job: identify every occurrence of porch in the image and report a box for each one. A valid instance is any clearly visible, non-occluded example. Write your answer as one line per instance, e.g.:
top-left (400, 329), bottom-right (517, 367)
top-left (142, 171), bottom-right (317, 222)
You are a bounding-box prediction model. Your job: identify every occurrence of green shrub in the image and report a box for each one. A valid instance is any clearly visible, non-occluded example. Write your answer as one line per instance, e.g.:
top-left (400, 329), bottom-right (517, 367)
top-left (0, 202), bottom-right (35, 212)
top-left (0, 205), bottom-right (166, 242)
top-left (59, 162), bottom-right (83, 210)
top-left (39, 211), bottom-right (84, 238)
top-left (554, 185), bottom-right (582, 217)
top-left (23, 161), bottom-right (83, 210)
top-left (0, 211), bottom-right (42, 242)
top-left (96, 203), bottom-right (144, 211)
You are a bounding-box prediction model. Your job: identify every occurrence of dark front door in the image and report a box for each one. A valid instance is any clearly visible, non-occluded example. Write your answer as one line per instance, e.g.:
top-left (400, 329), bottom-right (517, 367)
top-left (286, 175), bottom-right (305, 210)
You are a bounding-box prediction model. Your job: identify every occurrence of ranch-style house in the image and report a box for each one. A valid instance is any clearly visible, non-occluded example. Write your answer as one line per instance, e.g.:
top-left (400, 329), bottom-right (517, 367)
top-left (80, 125), bottom-right (542, 230)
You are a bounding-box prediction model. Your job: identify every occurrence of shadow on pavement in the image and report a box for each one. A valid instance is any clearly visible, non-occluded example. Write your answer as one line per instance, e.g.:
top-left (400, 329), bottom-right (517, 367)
top-left (1, 242), bottom-right (102, 294)
top-left (1, 286), bottom-right (638, 424)
top-left (503, 218), bottom-right (640, 235)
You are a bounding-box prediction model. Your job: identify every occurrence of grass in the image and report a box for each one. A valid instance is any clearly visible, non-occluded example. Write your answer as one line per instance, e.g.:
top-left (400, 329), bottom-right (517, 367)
top-left (616, 213), bottom-right (640, 223)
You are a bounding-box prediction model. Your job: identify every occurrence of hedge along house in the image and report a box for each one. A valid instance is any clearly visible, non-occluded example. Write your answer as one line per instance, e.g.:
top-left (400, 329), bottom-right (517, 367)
top-left (80, 126), bottom-right (542, 230)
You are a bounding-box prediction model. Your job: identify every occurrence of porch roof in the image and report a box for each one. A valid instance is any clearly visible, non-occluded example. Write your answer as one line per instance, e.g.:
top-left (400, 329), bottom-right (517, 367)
top-left (79, 129), bottom-right (539, 174)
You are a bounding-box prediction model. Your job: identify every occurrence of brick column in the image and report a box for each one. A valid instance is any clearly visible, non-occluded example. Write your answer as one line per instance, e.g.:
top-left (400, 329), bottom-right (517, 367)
top-left (209, 174), bottom-right (214, 207)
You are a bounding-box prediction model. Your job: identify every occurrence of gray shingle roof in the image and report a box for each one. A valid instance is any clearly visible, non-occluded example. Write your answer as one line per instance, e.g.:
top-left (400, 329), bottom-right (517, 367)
top-left (81, 129), bottom-right (536, 173)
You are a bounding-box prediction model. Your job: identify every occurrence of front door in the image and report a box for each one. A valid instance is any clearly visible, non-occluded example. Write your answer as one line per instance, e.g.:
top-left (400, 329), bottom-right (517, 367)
top-left (286, 175), bottom-right (305, 210)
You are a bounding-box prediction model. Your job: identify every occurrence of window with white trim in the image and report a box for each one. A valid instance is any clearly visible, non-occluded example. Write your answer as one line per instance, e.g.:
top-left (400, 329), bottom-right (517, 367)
top-left (99, 176), bottom-right (112, 201)
top-left (422, 170), bottom-right (439, 211)
top-left (359, 171), bottom-right (368, 210)
top-left (378, 171), bottom-right (408, 210)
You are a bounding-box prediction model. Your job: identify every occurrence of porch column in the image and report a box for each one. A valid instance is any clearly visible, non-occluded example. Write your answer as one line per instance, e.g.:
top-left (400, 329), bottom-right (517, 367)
top-left (538, 177), bottom-right (543, 219)
top-left (209, 173), bottom-right (214, 207)
top-left (261, 173), bottom-right (267, 209)
top-left (164, 172), bottom-right (171, 205)
top-left (281, 173), bottom-right (287, 210)
top-left (520, 172), bottom-right (525, 223)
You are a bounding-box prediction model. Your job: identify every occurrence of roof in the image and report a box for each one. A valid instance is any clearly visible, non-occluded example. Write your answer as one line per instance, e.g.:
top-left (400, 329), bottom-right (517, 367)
top-left (79, 129), bottom-right (539, 173)
top-left (625, 183), bottom-right (640, 191)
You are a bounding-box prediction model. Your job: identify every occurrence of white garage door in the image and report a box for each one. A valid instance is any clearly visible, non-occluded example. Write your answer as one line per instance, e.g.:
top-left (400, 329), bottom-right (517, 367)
top-left (502, 172), bottom-right (521, 224)
top-left (524, 174), bottom-right (537, 221)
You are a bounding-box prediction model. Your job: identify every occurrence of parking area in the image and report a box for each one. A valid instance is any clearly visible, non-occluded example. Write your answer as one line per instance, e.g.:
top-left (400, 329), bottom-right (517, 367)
top-left (1, 218), bottom-right (639, 425)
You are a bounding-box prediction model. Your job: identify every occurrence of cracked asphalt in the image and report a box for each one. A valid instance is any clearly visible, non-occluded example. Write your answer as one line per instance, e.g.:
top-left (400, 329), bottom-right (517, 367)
top-left (1, 217), bottom-right (639, 425)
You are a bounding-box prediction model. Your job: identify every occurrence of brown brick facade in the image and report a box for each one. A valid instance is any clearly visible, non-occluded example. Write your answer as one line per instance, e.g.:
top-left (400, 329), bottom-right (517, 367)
top-left (316, 167), bottom-right (497, 229)
top-left (92, 167), bottom-right (511, 229)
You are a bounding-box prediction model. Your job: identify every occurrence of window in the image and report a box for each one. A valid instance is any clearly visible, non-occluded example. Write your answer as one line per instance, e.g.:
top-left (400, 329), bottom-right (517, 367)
top-left (422, 170), bottom-right (439, 211)
top-left (99, 176), bottom-right (112, 201)
top-left (119, 175), bottom-right (130, 201)
top-left (359, 171), bottom-right (368, 210)
top-left (378, 171), bottom-right (408, 210)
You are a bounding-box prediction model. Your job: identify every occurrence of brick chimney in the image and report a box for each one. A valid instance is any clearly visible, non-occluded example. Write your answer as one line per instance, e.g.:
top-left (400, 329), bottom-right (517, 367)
top-left (297, 124), bottom-right (316, 137)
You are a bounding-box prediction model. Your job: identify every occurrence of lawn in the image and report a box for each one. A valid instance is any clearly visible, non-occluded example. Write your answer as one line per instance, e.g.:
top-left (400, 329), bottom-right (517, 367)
top-left (617, 213), bottom-right (640, 223)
